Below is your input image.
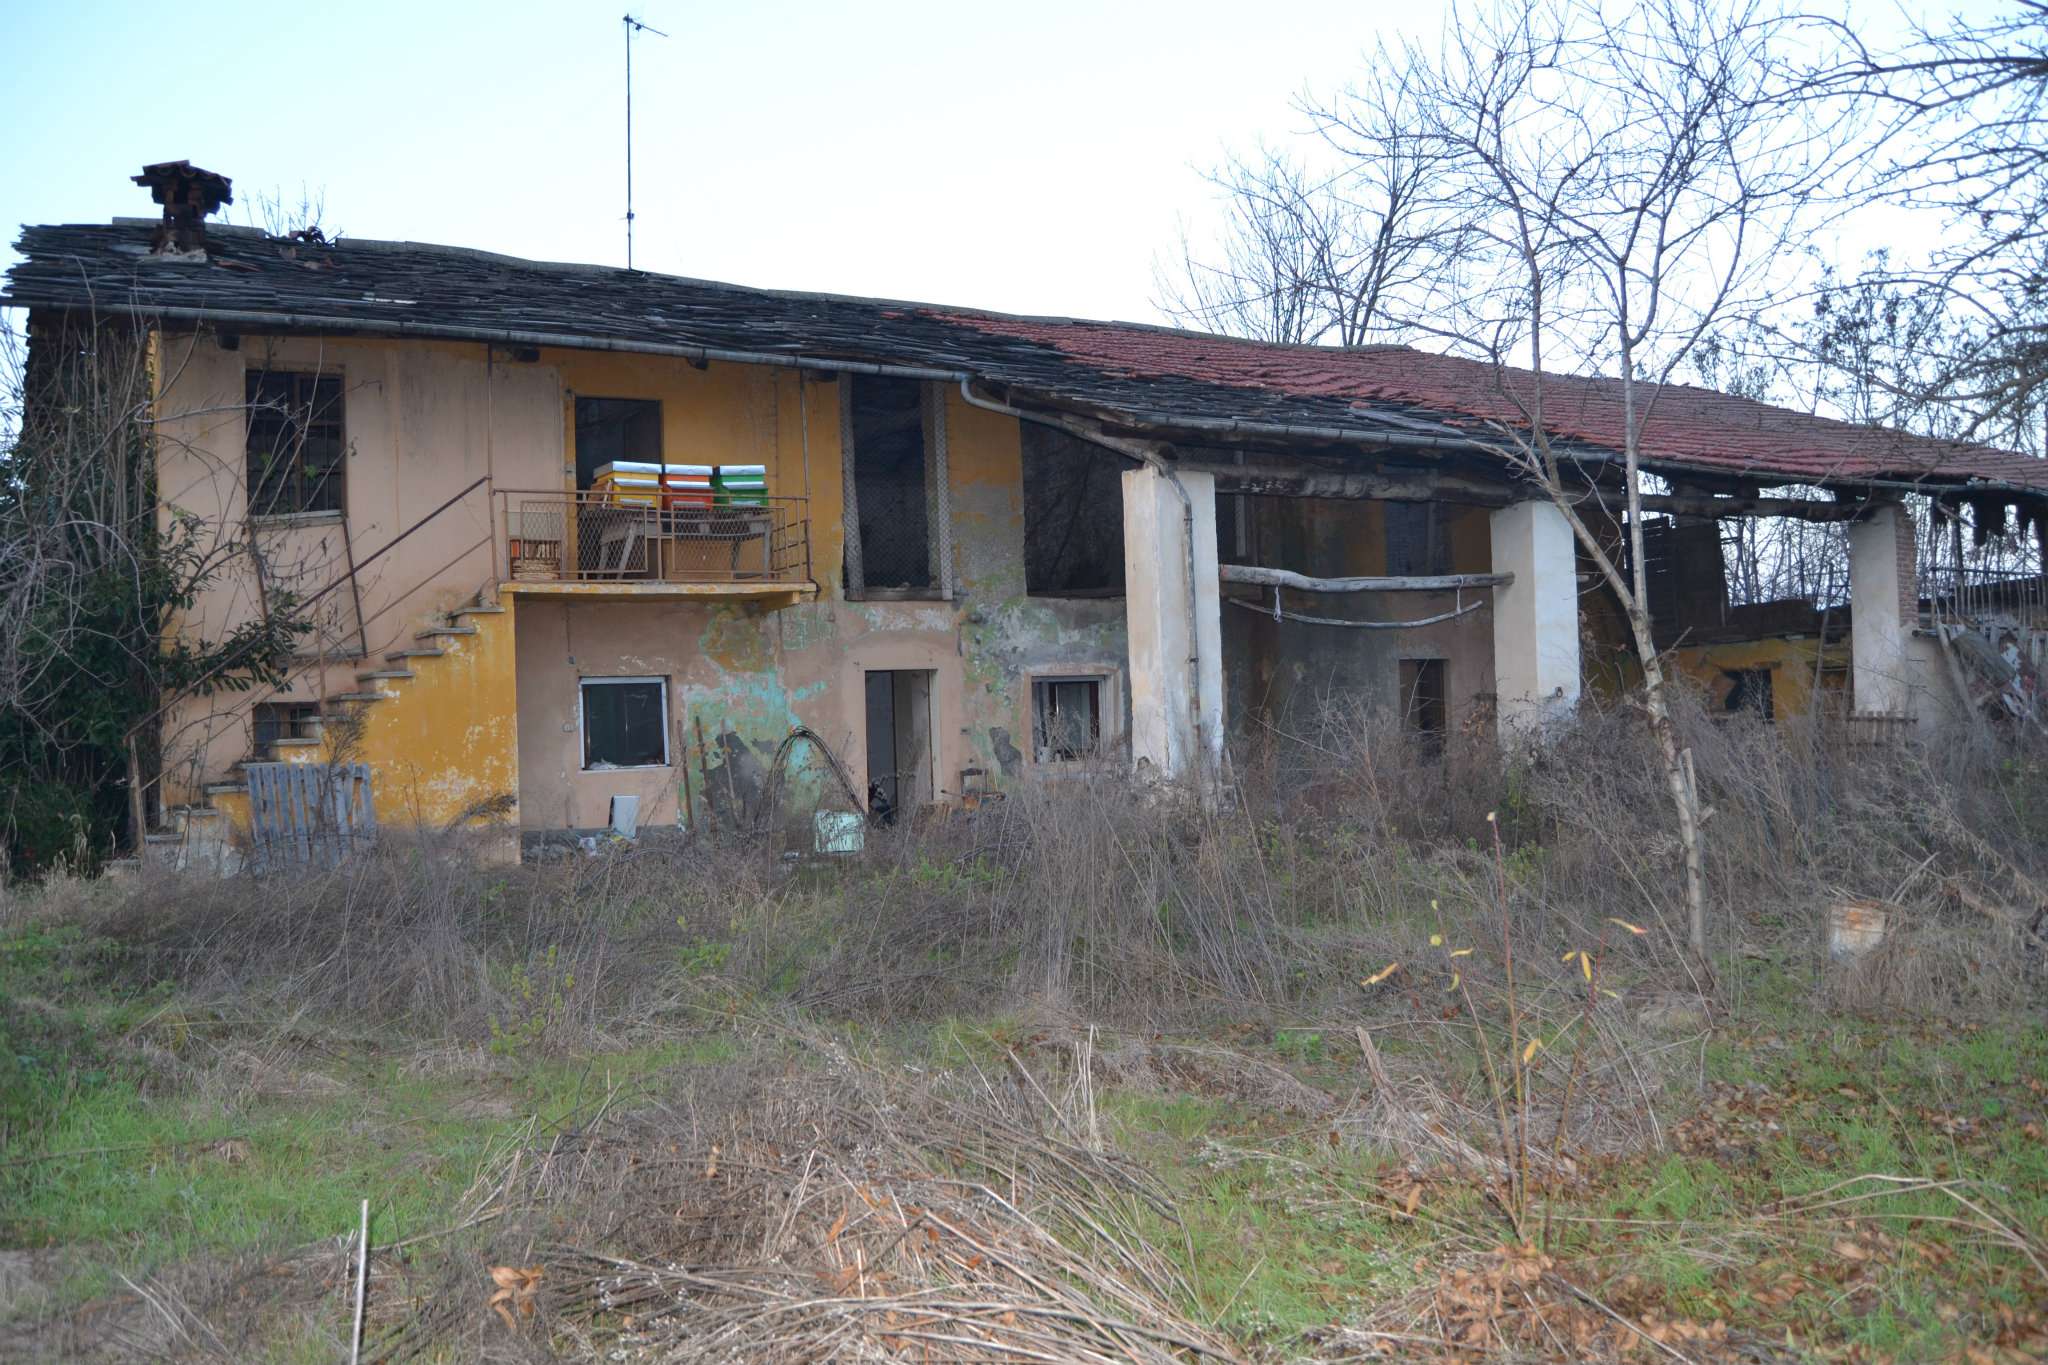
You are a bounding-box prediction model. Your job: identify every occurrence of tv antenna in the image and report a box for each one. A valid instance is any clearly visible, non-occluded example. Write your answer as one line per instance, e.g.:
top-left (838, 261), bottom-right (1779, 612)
top-left (622, 13), bottom-right (668, 270)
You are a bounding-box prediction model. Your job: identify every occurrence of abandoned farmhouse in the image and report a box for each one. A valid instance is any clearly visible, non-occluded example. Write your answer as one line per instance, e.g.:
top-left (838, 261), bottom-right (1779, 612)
top-left (7, 163), bottom-right (2047, 863)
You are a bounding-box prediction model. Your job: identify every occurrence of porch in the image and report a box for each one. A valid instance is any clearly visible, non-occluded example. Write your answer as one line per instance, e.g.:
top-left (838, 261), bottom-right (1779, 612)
top-left (496, 489), bottom-right (816, 606)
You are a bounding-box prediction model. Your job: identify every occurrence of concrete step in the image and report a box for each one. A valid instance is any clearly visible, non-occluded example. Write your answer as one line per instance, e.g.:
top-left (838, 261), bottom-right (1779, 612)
top-left (271, 736), bottom-right (323, 749)
top-left (331, 691), bottom-right (389, 704)
top-left (416, 626), bottom-right (478, 640)
top-left (452, 604), bottom-right (506, 617)
top-left (202, 782), bottom-right (249, 797)
top-left (356, 669), bottom-right (415, 682)
top-left (386, 648), bottom-right (445, 662)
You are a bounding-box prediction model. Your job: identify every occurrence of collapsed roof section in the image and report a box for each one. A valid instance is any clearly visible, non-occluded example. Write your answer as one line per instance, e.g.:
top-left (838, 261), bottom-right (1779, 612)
top-left (7, 218), bottom-right (2045, 498)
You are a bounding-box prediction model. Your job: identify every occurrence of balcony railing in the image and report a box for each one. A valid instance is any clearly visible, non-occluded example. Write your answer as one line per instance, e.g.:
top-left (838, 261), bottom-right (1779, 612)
top-left (497, 489), bottom-right (811, 588)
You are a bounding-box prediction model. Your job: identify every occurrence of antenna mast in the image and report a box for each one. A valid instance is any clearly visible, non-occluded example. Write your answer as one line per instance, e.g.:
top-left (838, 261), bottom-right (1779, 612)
top-left (623, 13), bottom-right (668, 270)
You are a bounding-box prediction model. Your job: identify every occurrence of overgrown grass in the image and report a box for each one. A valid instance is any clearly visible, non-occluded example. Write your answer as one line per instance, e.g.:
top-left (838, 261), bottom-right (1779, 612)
top-left (1, 698), bottom-right (2044, 1360)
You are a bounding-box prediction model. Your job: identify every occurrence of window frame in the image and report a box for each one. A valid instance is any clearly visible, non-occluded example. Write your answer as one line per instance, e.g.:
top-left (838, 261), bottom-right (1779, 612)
top-left (245, 368), bottom-right (347, 520)
top-left (578, 675), bottom-right (671, 771)
top-left (1028, 669), bottom-right (1118, 766)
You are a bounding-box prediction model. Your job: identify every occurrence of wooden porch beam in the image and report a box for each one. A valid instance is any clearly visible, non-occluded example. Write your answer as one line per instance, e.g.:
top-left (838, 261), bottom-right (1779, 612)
top-left (1221, 564), bottom-right (1514, 593)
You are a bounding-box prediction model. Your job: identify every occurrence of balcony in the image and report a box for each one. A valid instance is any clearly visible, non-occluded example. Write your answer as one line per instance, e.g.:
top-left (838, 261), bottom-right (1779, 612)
top-left (494, 489), bottom-right (815, 605)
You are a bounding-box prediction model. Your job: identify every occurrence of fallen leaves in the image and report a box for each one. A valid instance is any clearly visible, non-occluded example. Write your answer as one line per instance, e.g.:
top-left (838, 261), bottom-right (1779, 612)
top-left (487, 1264), bottom-right (542, 1330)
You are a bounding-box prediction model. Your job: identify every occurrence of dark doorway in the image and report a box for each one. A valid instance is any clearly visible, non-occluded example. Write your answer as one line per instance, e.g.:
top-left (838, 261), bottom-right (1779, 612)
top-left (846, 377), bottom-right (934, 595)
top-left (1399, 657), bottom-right (1448, 751)
top-left (864, 669), bottom-right (934, 821)
top-left (574, 398), bottom-right (663, 489)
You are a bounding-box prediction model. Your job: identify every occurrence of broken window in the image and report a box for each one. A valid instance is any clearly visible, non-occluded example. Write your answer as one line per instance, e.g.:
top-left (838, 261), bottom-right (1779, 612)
top-left (581, 677), bottom-right (668, 769)
top-left (842, 377), bottom-right (948, 598)
top-left (1033, 676), bottom-right (1105, 762)
top-left (1022, 425), bottom-right (1127, 596)
top-left (574, 398), bottom-right (663, 489)
top-left (1385, 502), bottom-right (1449, 576)
top-left (246, 370), bottom-right (345, 516)
top-left (1399, 658), bottom-right (1448, 749)
top-left (1720, 667), bottom-right (1775, 720)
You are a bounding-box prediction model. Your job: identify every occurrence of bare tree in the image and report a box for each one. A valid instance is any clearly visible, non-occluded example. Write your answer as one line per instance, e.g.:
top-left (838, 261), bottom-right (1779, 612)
top-left (1795, 3), bottom-right (2048, 452)
top-left (1159, 70), bottom-right (1459, 346)
top-left (0, 314), bottom-right (309, 869)
top-left (1288, 0), bottom-right (1851, 960)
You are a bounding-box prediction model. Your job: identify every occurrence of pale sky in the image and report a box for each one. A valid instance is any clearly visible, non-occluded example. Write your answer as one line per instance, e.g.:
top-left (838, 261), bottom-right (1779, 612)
top-left (0, 0), bottom-right (1454, 324)
top-left (0, 1), bottom-right (1997, 331)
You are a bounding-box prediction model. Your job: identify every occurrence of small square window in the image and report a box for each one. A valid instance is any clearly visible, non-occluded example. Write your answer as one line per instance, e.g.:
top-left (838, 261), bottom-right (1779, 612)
top-left (581, 677), bottom-right (668, 769)
top-left (1720, 667), bottom-right (1775, 720)
top-left (1033, 676), bottom-right (1105, 762)
top-left (252, 701), bottom-right (320, 750)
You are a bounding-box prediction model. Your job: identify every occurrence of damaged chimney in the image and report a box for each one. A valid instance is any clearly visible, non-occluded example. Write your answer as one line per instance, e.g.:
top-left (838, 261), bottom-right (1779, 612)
top-left (132, 161), bottom-right (233, 257)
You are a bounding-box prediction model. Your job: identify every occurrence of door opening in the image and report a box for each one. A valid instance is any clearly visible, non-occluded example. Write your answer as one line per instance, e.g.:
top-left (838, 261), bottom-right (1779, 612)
top-left (864, 669), bottom-right (934, 823)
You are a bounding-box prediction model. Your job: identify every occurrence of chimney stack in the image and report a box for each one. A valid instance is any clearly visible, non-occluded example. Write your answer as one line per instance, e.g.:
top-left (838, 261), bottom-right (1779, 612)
top-left (132, 161), bottom-right (233, 256)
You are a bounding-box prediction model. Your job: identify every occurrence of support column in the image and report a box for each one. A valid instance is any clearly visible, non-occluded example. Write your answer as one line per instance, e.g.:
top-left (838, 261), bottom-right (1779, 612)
top-left (1489, 499), bottom-right (1581, 737)
top-left (1847, 501), bottom-right (1916, 716)
top-left (1122, 466), bottom-right (1223, 783)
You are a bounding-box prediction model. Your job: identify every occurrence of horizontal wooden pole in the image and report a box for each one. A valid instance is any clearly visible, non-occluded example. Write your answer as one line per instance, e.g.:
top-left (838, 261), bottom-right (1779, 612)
top-left (1185, 461), bottom-right (1861, 522)
top-left (1221, 565), bottom-right (1513, 593)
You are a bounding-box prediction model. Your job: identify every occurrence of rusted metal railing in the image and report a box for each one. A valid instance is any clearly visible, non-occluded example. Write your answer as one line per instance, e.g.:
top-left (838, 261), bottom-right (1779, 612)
top-left (497, 490), bottom-right (811, 587)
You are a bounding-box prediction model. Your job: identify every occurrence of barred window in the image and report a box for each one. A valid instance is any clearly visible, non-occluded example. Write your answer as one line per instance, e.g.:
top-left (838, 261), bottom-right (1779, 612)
top-left (1385, 501), bottom-right (1448, 576)
top-left (842, 377), bottom-right (948, 599)
top-left (246, 371), bottom-right (345, 517)
top-left (1022, 425), bottom-right (1127, 596)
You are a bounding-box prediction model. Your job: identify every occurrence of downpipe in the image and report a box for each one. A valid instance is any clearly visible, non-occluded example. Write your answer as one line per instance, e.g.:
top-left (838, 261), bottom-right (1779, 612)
top-left (956, 379), bottom-right (1214, 783)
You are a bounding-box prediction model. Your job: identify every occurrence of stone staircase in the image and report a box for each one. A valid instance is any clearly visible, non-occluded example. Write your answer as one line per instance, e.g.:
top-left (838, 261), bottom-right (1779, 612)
top-left (141, 595), bottom-right (515, 868)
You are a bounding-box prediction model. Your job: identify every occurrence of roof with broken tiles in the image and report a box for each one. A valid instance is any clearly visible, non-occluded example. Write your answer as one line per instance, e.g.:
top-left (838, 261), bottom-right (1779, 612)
top-left (8, 218), bottom-right (2047, 497)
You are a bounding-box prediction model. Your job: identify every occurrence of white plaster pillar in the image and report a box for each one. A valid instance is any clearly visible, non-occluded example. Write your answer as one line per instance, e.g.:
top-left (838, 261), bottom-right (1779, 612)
top-left (1489, 499), bottom-right (1581, 737)
top-left (1847, 502), bottom-right (1916, 716)
top-left (1122, 466), bottom-right (1224, 783)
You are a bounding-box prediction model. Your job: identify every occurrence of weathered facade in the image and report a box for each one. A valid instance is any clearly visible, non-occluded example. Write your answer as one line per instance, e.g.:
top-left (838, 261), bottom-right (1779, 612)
top-left (8, 167), bottom-right (2046, 861)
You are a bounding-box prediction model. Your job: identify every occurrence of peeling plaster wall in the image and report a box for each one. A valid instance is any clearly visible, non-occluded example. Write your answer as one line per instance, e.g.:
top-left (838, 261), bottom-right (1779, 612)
top-left (509, 376), bottom-right (1131, 832)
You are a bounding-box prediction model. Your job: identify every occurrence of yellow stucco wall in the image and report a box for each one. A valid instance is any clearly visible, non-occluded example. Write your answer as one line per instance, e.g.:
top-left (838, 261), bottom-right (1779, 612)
top-left (155, 330), bottom-right (561, 807)
top-left (1669, 636), bottom-right (1848, 719)
top-left (155, 333), bottom-right (1138, 838)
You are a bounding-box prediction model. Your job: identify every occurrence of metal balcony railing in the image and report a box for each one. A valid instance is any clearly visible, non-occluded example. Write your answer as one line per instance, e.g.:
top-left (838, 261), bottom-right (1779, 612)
top-left (498, 490), bottom-right (811, 587)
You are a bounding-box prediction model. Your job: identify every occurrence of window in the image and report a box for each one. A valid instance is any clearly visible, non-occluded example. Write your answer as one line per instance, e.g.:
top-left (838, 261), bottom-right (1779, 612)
top-left (574, 398), bottom-right (663, 489)
top-left (580, 677), bottom-right (668, 769)
top-left (1385, 502), bottom-right (1449, 576)
top-left (1033, 676), bottom-right (1105, 762)
top-left (252, 701), bottom-right (320, 750)
top-left (246, 371), bottom-right (345, 516)
top-left (1023, 425), bottom-right (1128, 596)
top-left (1720, 667), bottom-right (1775, 720)
top-left (1399, 658), bottom-right (1448, 750)
top-left (843, 377), bottom-right (948, 598)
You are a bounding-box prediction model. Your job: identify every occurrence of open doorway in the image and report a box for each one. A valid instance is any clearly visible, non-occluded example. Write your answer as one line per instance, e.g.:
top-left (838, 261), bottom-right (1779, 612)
top-left (864, 669), bottom-right (934, 823)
